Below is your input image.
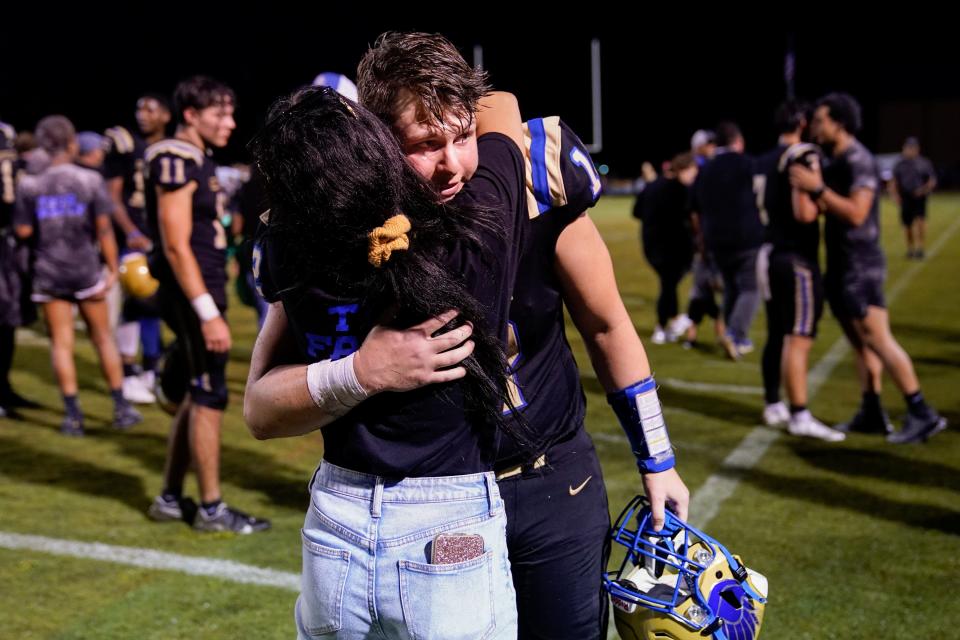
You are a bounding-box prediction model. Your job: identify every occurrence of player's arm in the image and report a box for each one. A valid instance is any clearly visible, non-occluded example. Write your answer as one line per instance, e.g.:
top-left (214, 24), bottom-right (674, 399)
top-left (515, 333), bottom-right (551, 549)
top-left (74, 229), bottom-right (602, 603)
top-left (93, 182), bottom-right (120, 286)
top-left (556, 214), bottom-right (689, 530)
top-left (106, 177), bottom-right (151, 250)
top-left (477, 91), bottom-right (523, 149)
top-left (157, 184), bottom-right (206, 299)
top-left (157, 183), bottom-right (231, 353)
top-left (12, 189), bottom-right (34, 240)
top-left (789, 162), bottom-right (873, 226)
top-left (95, 217), bottom-right (120, 292)
top-left (818, 188), bottom-right (873, 227)
top-left (244, 302), bottom-right (334, 439)
top-left (791, 187), bottom-right (819, 223)
top-left (244, 305), bottom-right (476, 439)
top-left (103, 129), bottom-right (151, 250)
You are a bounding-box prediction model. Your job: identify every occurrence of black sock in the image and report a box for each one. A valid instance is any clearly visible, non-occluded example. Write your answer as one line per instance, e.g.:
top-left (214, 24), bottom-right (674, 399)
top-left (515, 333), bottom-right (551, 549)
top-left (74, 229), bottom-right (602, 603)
top-left (142, 355), bottom-right (159, 373)
top-left (63, 395), bottom-right (81, 418)
top-left (201, 499), bottom-right (222, 515)
top-left (110, 388), bottom-right (127, 408)
top-left (161, 489), bottom-right (182, 503)
top-left (790, 405), bottom-right (807, 416)
top-left (862, 391), bottom-right (883, 417)
top-left (122, 363), bottom-right (140, 378)
top-left (905, 390), bottom-right (932, 417)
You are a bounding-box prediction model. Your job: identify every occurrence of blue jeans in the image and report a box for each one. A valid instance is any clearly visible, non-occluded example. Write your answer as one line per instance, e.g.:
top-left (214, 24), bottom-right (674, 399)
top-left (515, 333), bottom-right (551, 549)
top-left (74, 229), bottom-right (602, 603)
top-left (297, 461), bottom-right (518, 639)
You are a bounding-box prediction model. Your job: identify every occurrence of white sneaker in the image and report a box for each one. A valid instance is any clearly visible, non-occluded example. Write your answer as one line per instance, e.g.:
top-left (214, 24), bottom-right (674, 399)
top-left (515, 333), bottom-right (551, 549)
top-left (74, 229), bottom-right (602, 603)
top-left (139, 369), bottom-right (156, 392)
top-left (788, 410), bottom-right (846, 442)
top-left (123, 375), bottom-right (156, 404)
top-left (762, 401), bottom-right (790, 427)
top-left (666, 314), bottom-right (693, 342)
top-left (651, 326), bottom-right (667, 345)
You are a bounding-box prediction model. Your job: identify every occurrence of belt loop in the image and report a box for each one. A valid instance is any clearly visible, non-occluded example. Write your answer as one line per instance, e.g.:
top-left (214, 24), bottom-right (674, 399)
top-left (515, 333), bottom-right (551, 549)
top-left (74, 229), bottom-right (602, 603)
top-left (307, 462), bottom-right (323, 494)
top-left (484, 473), bottom-right (497, 515)
top-left (371, 476), bottom-right (384, 518)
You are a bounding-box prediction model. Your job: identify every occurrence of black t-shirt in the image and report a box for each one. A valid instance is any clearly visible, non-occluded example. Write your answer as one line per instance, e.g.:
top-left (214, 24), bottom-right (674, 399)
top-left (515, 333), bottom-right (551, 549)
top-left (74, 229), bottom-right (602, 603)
top-left (145, 139), bottom-right (229, 305)
top-left (691, 151), bottom-right (765, 253)
top-left (823, 139), bottom-right (884, 272)
top-left (764, 142), bottom-right (823, 263)
top-left (13, 164), bottom-right (113, 293)
top-left (256, 133), bottom-right (528, 477)
top-left (495, 116), bottom-right (601, 466)
top-left (893, 155), bottom-right (934, 199)
top-left (635, 176), bottom-right (694, 265)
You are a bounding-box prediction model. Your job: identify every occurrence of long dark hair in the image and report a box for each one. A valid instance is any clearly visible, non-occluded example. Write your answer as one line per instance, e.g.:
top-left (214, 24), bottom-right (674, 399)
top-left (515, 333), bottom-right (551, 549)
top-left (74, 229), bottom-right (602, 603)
top-left (251, 86), bottom-right (530, 448)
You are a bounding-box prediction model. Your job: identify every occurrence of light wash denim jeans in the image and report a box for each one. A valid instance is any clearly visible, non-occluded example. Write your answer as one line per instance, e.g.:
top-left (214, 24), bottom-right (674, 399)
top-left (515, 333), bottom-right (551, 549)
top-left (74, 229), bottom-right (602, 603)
top-left (296, 461), bottom-right (518, 640)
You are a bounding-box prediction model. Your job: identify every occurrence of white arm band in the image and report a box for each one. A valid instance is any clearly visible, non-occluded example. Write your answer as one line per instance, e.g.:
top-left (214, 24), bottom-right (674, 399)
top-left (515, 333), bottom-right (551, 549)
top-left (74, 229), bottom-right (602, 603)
top-left (306, 352), bottom-right (369, 411)
top-left (190, 293), bottom-right (221, 323)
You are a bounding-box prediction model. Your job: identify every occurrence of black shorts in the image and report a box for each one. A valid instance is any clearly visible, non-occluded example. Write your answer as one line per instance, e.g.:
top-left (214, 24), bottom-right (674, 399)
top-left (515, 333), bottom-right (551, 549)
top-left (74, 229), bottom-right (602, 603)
top-left (826, 262), bottom-right (886, 321)
top-left (900, 197), bottom-right (927, 226)
top-left (160, 284), bottom-right (229, 410)
top-left (769, 252), bottom-right (824, 338)
top-left (498, 428), bottom-right (611, 640)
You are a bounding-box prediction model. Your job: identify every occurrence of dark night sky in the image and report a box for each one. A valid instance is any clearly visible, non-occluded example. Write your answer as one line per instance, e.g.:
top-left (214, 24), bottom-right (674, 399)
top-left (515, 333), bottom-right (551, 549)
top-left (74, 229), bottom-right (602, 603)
top-left (3, 10), bottom-right (957, 177)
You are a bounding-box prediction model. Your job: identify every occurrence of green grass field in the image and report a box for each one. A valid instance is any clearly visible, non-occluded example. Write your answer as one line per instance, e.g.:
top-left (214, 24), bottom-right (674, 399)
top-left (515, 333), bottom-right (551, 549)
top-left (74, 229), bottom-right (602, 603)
top-left (1, 194), bottom-right (958, 639)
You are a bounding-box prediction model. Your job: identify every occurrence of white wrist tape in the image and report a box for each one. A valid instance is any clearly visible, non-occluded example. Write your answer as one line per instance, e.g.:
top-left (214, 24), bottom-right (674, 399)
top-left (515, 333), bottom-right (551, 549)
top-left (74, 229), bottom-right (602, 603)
top-left (306, 352), bottom-right (369, 411)
top-left (190, 293), bottom-right (221, 323)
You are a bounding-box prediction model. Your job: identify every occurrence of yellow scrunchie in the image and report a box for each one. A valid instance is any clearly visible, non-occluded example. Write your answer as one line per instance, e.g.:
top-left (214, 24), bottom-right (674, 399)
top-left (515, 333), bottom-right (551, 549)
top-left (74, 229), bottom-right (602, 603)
top-left (367, 214), bottom-right (411, 267)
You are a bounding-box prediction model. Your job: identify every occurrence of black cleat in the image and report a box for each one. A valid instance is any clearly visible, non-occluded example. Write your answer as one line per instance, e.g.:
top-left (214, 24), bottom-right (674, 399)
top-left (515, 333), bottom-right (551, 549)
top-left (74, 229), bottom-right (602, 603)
top-left (112, 403), bottom-right (143, 430)
top-left (887, 413), bottom-right (947, 444)
top-left (60, 415), bottom-right (85, 437)
top-left (193, 502), bottom-right (271, 534)
top-left (835, 409), bottom-right (893, 435)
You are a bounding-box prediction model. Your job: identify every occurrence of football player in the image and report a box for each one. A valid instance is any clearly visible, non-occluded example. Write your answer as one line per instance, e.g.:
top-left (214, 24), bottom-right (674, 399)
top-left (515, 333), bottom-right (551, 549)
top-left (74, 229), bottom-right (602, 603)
top-left (790, 93), bottom-right (947, 444)
top-left (145, 76), bottom-right (269, 533)
top-left (357, 32), bottom-right (689, 639)
top-left (760, 101), bottom-right (844, 441)
top-left (104, 93), bottom-right (171, 404)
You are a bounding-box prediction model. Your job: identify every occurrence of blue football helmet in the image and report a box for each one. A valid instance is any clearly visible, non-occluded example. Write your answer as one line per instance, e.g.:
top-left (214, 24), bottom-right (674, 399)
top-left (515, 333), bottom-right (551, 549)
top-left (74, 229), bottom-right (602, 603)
top-left (604, 496), bottom-right (768, 640)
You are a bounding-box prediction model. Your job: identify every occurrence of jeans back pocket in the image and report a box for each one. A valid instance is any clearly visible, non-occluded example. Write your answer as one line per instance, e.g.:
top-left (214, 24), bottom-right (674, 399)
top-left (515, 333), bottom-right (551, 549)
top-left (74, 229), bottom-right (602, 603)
top-left (399, 551), bottom-right (497, 640)
top-left (299, 529), bottom-right (351, 637)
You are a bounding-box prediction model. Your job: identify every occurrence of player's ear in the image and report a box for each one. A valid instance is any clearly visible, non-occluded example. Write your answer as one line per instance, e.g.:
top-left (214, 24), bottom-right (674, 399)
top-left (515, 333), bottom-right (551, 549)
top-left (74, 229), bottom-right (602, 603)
top-left (182, 107), bottom-right (199, 128)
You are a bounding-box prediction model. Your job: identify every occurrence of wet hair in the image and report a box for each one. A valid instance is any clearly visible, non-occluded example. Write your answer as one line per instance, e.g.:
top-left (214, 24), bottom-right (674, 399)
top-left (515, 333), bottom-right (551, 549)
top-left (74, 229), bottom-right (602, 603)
top-left (251, 86), bottom-right (531, 448)
top-left (357, 31), bottom-right (490, 129)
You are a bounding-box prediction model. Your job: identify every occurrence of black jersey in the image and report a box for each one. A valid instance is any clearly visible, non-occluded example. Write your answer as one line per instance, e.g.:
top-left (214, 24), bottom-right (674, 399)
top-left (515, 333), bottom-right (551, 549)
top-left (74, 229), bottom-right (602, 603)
top-left (103, 126), bottom-right (149, 240)
top-left (764, 142), bottom-right (823, 263)
top-left (145, 139), bottom-right (229, 305)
